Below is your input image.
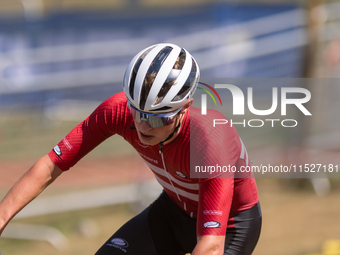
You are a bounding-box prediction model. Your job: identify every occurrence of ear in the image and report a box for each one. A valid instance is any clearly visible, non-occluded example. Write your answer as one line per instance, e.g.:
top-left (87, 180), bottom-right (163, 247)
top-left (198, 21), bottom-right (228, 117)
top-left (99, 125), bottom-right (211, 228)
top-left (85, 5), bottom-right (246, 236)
top-left (181, 99), bottom-right (193, 114)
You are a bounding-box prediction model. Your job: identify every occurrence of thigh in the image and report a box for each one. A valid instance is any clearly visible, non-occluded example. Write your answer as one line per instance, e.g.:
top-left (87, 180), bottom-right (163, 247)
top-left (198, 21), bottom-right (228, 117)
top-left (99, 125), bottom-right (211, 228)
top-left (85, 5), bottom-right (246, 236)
top-left (148, 195), bottom-right (188, 255)
top-left (95, 192), bottom-right (185, 255)
top-left (94, 205), bottom-right (157, 255)
top-left (224, 202), bottom-right (262, 255)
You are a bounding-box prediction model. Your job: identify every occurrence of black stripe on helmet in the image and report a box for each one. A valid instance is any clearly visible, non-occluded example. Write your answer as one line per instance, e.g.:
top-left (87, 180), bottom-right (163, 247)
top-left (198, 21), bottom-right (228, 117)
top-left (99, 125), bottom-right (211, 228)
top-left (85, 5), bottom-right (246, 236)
top-left (129, 57), bottom-right (142, 100)
top-left (171, 57), bottom-right (197, 102)
top-left (149, 106), bottom-right (172, 112)
top-left (153, 49), bottom-right (186, 106)
top-left (139, 46), bottom-right (173, 110)
top-left (129, 46), bottom-right (155, 100)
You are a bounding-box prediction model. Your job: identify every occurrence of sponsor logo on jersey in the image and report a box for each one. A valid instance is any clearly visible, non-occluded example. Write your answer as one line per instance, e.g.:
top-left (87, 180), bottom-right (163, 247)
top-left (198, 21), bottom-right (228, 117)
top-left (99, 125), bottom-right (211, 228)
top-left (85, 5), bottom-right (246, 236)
top-left (106, 238), bottom-right (129, 252)
top-left (176, 171), bottom-right (187, 179)
top-left (135, 139), bottom-right (150, 148)
top-left (138, 152), bottom-right (158, 164)
top-left (53, 145), bottom-right (62, 156)
top-left (62, 137), bottom-right (73, 150)
top-left (203, 210), bottom-right (223, 216)
top-left (203, 221), bottom-right (221, 228)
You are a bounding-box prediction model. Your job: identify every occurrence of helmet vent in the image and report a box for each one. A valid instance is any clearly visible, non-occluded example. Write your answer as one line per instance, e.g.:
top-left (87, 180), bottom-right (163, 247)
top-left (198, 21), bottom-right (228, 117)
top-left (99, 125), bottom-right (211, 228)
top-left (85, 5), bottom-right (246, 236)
top-left (171, 58), bottom-right (197, 102)
top-left (173, 49), bottom-right (186, 69)
top-left (149, 106), bottom-right (172, 112)
top-left (129, 57), bottom-right (142, 100)
top-left (153, 50), bottom-right (186, 106)
top-left (140, 46), bottom-right (172, 110)
top-left (129, 46), bottom-right (155, 100)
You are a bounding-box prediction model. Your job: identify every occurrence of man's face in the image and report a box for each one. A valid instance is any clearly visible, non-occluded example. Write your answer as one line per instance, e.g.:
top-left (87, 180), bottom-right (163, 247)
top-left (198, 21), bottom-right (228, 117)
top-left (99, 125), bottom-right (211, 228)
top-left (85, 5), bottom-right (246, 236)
top-left (134, 114), bottom-right (180, 146)
top-left (129, 99), bottom-right (191, 146)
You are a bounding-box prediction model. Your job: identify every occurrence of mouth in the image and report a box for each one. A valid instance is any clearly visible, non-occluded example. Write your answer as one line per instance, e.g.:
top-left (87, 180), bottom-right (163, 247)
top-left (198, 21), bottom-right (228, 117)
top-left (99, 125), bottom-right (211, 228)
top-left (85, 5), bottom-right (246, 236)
top-left (139, 132), bottom-right (155, 140)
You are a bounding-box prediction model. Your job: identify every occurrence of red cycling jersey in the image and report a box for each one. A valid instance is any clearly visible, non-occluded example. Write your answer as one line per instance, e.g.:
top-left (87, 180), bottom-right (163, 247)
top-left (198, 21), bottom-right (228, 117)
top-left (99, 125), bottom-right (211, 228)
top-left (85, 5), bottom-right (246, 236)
top-left (48, 91), bottom-right (259, 237)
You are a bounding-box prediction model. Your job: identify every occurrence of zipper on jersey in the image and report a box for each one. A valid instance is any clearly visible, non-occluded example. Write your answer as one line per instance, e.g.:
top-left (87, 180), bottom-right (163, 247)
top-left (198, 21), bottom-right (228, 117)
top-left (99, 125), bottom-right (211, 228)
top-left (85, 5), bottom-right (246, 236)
top-left (159, 143), bottom-right (184, 205)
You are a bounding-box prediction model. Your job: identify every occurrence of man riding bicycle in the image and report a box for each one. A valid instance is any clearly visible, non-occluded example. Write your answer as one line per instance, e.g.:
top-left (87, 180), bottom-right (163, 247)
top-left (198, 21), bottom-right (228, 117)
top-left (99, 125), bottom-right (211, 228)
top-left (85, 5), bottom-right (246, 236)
top-left (0, 43), bottom-right (261, 255)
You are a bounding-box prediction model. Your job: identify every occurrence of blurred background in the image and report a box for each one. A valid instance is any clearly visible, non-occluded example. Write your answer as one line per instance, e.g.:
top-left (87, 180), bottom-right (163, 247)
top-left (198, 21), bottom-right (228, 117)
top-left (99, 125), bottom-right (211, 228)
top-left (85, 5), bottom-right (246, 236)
top-left (0, 0), bottom-right (340, 254)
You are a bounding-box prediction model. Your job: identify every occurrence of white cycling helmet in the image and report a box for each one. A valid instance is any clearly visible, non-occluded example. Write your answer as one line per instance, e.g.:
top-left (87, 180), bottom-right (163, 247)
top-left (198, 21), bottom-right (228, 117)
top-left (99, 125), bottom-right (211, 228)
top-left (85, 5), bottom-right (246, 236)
top-left (123, 43), bottom-right (200, 113)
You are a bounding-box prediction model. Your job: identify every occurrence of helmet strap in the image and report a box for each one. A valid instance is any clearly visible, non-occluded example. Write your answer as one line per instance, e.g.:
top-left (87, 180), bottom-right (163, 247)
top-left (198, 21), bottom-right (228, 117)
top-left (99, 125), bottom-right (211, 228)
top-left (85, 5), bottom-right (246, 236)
top-left (159, 119), bottom-right (182, 146)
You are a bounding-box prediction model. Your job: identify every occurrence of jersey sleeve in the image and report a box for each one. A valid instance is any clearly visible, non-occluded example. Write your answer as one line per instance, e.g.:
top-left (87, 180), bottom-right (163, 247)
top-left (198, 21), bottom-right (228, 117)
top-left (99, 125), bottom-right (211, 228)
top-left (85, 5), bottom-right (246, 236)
top-left (197, 177), bottom-right (234, 236)
top-left (190, 108), bottom-right (242, 236)
top-left (48, 92), bottom-right (130, 171)
top-left (195, 137), bottom-right (238, 236)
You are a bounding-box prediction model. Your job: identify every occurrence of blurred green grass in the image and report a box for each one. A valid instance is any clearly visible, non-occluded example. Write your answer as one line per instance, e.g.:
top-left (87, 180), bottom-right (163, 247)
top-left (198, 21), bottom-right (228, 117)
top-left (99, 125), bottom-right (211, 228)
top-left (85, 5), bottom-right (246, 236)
top-left (0, 204), bottom-right (136, 255)
top-left (0, 107), bottom-right (294, 160)
top-left (0, 111), bottom-right (136, 160)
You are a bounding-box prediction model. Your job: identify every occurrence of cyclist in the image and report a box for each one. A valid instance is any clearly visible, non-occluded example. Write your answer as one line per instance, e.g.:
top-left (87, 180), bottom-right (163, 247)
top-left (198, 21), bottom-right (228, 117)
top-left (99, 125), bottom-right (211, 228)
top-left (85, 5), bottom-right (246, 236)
top-left (0, 43), bottom-right (261, 255)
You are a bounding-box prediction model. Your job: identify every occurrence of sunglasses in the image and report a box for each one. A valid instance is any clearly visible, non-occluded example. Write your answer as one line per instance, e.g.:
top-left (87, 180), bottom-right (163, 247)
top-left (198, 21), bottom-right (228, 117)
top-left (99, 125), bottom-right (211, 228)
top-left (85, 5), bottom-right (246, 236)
top-left (127, 101), bottom-right (182, 128)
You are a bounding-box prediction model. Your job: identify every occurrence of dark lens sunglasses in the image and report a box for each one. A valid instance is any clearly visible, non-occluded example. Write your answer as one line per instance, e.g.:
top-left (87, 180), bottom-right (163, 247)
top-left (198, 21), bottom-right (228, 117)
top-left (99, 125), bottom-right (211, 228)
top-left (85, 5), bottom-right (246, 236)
top-left (127, 101), bottom-right (182, 128)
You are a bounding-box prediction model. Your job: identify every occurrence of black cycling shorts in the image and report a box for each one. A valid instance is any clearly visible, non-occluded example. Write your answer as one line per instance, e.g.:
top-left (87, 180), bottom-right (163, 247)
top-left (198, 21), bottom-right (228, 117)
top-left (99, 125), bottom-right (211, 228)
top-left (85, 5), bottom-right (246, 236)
top-left (95, 191), bottom-right (262, 255)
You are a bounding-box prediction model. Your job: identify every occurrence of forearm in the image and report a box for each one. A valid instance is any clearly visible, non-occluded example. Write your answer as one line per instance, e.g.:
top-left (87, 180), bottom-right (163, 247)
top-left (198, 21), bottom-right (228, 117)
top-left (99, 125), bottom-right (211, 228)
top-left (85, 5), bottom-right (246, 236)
top-left (192, 235), bottom-right (225, 255)
top-left (0, 155), bottom-right (63, 234)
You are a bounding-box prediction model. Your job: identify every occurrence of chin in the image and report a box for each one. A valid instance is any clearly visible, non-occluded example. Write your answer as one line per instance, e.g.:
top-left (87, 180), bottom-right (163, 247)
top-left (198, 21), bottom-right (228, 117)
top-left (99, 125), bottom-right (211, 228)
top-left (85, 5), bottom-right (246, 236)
top-left (138, 136), bottom-right (160, 146)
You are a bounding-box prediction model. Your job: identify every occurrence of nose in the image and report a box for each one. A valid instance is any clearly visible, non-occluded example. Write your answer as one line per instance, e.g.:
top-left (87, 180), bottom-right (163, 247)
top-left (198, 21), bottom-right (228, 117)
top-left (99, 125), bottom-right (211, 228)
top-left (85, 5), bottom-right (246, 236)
top-left (139, 120), bottom-right (152, 132)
